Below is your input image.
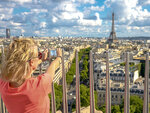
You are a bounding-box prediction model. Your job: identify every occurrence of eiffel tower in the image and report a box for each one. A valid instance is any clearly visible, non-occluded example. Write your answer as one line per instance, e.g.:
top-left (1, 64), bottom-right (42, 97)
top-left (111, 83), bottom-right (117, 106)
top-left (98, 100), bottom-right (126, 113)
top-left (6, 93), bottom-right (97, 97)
top-left (108, 12), bottom-right (117, 43)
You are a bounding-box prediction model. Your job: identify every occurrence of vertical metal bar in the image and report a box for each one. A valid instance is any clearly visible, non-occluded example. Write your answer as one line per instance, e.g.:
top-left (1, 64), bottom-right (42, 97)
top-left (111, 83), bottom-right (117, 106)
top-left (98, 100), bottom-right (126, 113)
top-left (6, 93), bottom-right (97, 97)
top-left (39, 64), bottom-right (42, 74)
top-left (3, 101), bottom-right (6, 113)
top-left (62, 49), bottom-right (68, 113)
top-left (1, 45), bottom-right (7, 113)
top-left (51, 82), bottom-right (56, 113)
top-left (143, 53), bottom-right (149, 113)
top-left (5, 106), bottom-right (7, 113)
top-left (0, 98), bottom-right (3, 113)
top-left (38, 48), bottom-right (42, 74)
top-left (76, 50), bottom-right (80, 113)
top-left (1, 45), bottom-right (5, 64)
top-left (106, 51), bottom-right (111, 113)
top-left (48, 48), bottom-right (56, 113)
top-left (0, 97), bottom-right (1, 113)
top-left (124, 52), bottom-right (130, 113)
top-left (0, 47), bottom-right (2, 113)
top-left (1, 98), bottom-right (5, 113)
top-left (90, 50), bottom-right (95, 113)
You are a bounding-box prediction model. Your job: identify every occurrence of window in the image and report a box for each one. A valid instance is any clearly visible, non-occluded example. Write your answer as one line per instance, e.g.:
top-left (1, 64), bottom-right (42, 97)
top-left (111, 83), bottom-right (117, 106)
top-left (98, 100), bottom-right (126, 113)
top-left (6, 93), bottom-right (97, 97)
top-left (112, 95), bottom-right (114, 98)
top-left (115, 95), bottom-right (117, 98)
top-left (103, 94), bottom-right (105, 97)
top-left (120, 95), bottom-right (123, 98)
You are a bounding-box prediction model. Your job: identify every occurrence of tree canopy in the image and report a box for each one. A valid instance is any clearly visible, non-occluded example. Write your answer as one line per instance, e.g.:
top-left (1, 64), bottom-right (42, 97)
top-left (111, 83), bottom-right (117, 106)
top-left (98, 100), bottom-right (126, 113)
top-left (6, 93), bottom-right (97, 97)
top-left (98, 95), bottom-right (143, 113)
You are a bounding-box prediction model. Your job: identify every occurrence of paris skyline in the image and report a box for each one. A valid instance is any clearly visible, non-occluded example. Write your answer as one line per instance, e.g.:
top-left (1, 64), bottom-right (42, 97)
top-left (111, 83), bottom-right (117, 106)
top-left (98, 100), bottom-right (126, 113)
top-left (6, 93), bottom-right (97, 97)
top-left (0, 0), bottom-right (150, 37)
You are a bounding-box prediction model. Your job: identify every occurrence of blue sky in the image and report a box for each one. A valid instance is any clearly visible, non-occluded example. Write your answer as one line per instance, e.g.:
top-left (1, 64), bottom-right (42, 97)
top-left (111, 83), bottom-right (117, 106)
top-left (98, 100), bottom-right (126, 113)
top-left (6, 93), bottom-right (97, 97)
top-left (0, 0), bottom-right (150, 37)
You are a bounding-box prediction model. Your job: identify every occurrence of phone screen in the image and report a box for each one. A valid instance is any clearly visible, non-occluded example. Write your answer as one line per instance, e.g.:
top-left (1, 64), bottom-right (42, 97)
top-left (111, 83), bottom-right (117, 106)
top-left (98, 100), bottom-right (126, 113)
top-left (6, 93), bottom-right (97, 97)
top-left (50, 50), bottom-right (57, 57)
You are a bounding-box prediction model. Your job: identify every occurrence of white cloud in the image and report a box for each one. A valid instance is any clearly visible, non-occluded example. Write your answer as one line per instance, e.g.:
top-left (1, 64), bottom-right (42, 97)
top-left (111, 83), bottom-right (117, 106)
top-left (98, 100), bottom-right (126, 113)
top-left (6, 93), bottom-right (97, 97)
top-left (77, 0), bottom-right (95, 4)
top-left (90, 5), bottom-right (105, 11)
top-left (10, 21), bottom-right (22, 26)
top-left (0, 0), bottom-right (149, 37)
top-left (0, 8), bottom-right (13, 20)
top-left (40, 22), bottom-right (46, 28)
top-left (127, 26), bottom-right (131, 30)
top-left (54, 2), bottom-right (76, 12)
top-left (60, 12), bottom-right (83, 20)
top-left (132, 26), bottom-right (140, 30)
top-left (138, 0), bottom-right (150, 5)
top-left (31, 9), bottom-right (48, 13)
top-left (97, 28), bottom-right (100, 32)
top-left (0, 29), bottom-right (6, 35)
top-left (21, 29), bottom-right (25, 33)
top-left (78, 13), bottom-right (102, 26)
top-left (52, 16), bottom-right (58, 23)
top-left (13, 0), bottom-right (32, 4)
top-left (83, 5), bottom-right (105, 17)
top-left (105, 0), bottom-right (150, 27)
top-left (55, 29), bottom-right (59, 33)
top-left (0, 14), bottom-right (5, 20)
top-left (35, 30), bottom-right (40, 34)
top-left (0, 8), bottom-right (13, 14)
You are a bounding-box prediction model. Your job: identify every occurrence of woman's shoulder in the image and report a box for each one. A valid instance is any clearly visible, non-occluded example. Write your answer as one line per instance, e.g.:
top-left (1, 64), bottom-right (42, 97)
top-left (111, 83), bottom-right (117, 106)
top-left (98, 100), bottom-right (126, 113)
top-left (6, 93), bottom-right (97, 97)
top-left (26, 74), bottom-right (46, 86)
top-left (0, 78), bottom-right (7, 86)
top-left (0, 78), bottom-right (8, 92)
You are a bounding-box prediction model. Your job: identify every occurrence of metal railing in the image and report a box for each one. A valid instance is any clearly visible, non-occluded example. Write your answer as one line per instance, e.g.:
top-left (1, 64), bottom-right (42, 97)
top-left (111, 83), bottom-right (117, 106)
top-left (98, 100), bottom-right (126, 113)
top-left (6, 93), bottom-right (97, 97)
top-left (0, 47), bottom-right (149, 113)
top-left (0, 95), bottom-right (8, 113)
top-left (0, 45), bottom-right (8, 113)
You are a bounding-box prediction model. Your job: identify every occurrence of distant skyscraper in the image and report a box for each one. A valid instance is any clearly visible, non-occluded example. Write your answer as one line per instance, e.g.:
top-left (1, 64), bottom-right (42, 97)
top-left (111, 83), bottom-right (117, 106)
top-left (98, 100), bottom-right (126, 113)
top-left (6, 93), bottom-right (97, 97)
top-left (6, 28), bottom-right (10, 39)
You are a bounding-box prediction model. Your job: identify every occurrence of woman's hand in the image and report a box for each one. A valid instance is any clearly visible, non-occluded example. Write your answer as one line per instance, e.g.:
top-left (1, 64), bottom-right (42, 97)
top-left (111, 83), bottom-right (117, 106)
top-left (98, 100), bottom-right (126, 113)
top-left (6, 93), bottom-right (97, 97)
top-left (57, 48), bottom-right (62, 57)
top-left (42, 49), bottom-right (48, 61)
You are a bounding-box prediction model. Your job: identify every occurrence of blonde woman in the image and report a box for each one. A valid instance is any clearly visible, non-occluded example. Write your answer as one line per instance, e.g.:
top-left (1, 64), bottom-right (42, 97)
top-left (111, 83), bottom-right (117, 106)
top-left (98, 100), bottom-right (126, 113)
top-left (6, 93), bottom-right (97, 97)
top-left (0, 38), bottom-right (62, 113)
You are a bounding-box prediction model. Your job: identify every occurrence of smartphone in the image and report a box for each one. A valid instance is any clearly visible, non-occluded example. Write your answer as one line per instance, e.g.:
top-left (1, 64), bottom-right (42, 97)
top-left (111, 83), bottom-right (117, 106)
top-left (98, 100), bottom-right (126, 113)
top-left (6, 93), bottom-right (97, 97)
top-left (50, 50), bottom-right (57, 57)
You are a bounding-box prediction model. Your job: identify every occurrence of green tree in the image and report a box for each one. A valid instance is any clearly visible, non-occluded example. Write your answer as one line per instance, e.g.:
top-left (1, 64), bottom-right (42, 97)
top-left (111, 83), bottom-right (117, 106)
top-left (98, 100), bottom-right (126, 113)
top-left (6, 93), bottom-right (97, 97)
top-left (129, 62), bottom-right (135, 67)
top-left (55, 83), bottom-right (63, 110)
top-left (111, 105), bottom-right (121, 113)
top-left (120, 62), bottom-right (135, 67)
top-left (81, 70), bottom-right (88, 81)
top-left (98, 104), bottom-right (106, 113)
top-left (71, 100), bottom-right (76, 112)
top-left (94, 91), bottom-right (98, 110)
top-left (66, 47), bottom-right (91, 85)
top-left (120, 62), bottom-right (125, 66)
top-left (66, 62), bottom-right (76, 84)
top-left (130, 95), bottom-right (143, 113)
top-left (80, 84), bottom-right (90, 107)
top-left (72, 86), bottom-right (98, 112)
top-left (50, 83), bottom-right (63, 110)
top-left (80, 84), bottom-right (99, 108)
top-left (136, 63), bottom-right (142, 75)
top-left (120, 95), bottom-right (143, 113)
top-left (141, 63), bottom-right (145, 77)
top-left (66, 73), bottom-right (74, 85)
top-left (130, 105), bottom-right (136, 113)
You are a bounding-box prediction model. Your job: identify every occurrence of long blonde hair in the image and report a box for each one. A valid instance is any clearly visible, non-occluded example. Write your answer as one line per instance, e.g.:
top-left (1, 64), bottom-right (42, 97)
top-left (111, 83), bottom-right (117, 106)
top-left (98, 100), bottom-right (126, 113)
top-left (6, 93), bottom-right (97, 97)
top-left (1, 38), bottom-right (37, 84)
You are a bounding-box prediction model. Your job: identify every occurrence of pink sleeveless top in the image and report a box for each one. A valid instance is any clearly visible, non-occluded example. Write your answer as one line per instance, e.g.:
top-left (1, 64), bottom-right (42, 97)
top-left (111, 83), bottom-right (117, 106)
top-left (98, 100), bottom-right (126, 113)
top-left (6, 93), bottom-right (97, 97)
top-left (0, 73), bottom-right (52, 113)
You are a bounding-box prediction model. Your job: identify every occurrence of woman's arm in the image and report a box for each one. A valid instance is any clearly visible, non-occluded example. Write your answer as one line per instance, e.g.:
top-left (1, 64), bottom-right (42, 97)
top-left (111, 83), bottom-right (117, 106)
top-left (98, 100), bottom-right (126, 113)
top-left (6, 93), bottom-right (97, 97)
top-left (39, 48), bottom-right (62, 94)
top-left (45, 57), bottom-right (61, 79)
top-left (45, 48), bottom-right (62, 81)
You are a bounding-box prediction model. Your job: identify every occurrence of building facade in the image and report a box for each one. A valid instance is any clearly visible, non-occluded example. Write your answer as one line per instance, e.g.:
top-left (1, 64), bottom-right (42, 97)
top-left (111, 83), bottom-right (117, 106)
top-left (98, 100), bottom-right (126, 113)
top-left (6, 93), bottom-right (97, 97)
top-left (6, 29), bottom-right (10, 39)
